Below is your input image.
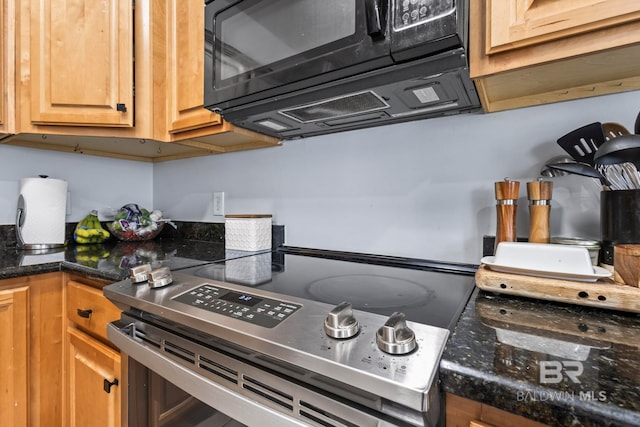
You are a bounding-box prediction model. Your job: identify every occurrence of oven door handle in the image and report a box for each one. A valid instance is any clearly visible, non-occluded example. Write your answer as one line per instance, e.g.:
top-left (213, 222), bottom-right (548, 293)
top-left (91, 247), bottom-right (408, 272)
top-left (106, 321), bottom-right (310, 427)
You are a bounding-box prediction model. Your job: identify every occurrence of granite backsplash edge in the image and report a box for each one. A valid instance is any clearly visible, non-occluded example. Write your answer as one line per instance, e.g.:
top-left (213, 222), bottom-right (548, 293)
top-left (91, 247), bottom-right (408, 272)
top-left (0, 221), bottom-right (285, 250)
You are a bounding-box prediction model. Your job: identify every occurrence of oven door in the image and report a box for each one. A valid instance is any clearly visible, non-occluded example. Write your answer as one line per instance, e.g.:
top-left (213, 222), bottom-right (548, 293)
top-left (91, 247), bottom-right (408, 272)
top-left (108, 316), bottom-right (435, 427)
top-left (127, 357), bottom-right (244, 427)
top-left (204, 0), bottom-right (392, 111)
top-left (109, 320), bottom-right (310, 427)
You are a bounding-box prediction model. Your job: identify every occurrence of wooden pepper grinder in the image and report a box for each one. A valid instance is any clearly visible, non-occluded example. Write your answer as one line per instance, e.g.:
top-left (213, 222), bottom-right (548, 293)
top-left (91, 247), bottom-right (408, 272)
top-left (527, 178), bottom-right (553, 243)
top-left (495, 178), bottom-right (520, 251)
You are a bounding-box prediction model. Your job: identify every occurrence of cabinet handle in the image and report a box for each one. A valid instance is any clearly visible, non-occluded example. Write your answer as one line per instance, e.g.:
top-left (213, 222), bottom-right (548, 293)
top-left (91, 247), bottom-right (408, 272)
top-left (77, 308), bottom-right (93, 319)
top-left (103, 378), bottom-right (119, 394)
top-left (116, 103), bottom-right (127, 112)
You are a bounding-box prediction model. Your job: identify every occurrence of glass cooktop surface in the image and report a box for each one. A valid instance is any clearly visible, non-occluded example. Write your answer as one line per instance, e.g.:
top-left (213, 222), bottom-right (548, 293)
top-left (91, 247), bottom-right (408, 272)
top-left (178, 249), bottom-right (476, 330)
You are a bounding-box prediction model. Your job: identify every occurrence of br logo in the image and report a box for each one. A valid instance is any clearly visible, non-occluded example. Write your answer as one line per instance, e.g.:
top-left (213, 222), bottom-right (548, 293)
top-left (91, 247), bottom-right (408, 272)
top-left (539, 361), bottom-right (583, 384)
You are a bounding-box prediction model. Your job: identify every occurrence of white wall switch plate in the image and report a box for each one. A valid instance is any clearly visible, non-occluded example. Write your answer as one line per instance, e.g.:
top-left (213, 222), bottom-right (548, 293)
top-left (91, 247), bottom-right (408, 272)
top-left (213, 192), bottom-right (225, 216)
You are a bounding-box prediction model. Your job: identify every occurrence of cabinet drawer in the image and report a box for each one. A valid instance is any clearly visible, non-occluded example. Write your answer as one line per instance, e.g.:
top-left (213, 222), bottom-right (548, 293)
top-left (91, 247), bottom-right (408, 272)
top-left (67, 280), bottom-right (120, 342)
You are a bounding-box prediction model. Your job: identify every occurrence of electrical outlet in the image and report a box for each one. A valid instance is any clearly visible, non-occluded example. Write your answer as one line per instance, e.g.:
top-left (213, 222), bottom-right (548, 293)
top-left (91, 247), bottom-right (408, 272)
top-left (213, 192), bottom-right (225, 216)
top-left (66, 191), bottom-right (71, 216)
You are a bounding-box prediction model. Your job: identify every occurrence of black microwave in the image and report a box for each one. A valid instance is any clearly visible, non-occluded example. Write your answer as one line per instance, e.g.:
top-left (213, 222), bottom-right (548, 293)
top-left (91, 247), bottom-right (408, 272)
top-left (204, 0), bottom-right (480, 139)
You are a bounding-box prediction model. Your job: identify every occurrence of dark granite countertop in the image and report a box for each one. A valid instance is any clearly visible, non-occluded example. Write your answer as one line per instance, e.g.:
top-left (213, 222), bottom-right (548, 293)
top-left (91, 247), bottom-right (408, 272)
top-left (441, 288), bottom-right (640, 427)
top-left (0, 221), bottom-right (284, 282)
top-left (0, 238), bottom-right (237, 282)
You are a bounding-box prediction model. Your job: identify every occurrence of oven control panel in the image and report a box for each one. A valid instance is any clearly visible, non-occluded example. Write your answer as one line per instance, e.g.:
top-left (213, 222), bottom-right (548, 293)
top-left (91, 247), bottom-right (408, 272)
top-left (172, 284), bottom-right (301, 328)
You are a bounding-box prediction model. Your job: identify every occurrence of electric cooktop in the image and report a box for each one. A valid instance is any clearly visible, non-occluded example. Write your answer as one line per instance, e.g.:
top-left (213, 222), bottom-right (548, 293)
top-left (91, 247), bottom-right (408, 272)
top-left (178, 247), bottom-right (477, 330)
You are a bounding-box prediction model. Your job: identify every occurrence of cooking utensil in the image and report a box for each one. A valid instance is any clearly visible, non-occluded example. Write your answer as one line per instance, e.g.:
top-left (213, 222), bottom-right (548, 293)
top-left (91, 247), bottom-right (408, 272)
top-left (540, 155), bottom-right (574, 177)
top-left (598, 164), bottom-right (627, 190)
top-left (557, 122), bottom-right (606, 166)
top-left (602, 122), bottom-right (630, 140)
top-left (593, 133), bottom-right (640, 168)
top-left (595, 163), bottom-right (640, 190)
top-left (545, 161), bottom-right (610, 186)
top-left (620, 162), bottom-right (640, 189)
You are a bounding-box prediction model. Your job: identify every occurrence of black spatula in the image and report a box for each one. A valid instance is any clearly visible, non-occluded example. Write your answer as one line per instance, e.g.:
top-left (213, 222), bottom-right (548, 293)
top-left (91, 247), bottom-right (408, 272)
top-left (557, 122), bottom-right (606, 166)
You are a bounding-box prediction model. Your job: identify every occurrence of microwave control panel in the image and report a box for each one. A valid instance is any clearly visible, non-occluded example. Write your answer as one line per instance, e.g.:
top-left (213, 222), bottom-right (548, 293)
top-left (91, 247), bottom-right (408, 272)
top-left (395, 0), bottom-right (455, 30)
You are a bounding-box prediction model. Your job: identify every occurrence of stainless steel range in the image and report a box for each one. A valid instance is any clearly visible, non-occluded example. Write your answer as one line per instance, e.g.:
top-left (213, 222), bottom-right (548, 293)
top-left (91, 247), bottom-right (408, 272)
top-left (104, 247), bottom-right (476, 427)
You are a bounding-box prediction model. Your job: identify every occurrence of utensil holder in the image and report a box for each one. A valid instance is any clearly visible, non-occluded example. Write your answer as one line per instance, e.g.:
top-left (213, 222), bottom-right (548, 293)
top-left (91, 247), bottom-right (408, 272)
top-left (601, 189), bottom-right (640, 265)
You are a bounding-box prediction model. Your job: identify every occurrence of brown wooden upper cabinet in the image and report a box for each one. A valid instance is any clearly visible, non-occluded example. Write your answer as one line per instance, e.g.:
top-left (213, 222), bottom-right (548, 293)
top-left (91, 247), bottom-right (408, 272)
top-left (29, 0), bottom-right (133, 127)
top-left (0, 0), bottom-right (14, 136)
top-left (0, 0), bottom-right (4, 131)
top-left (156, 0), bottom-right (221, 135)
top-left (470, 0), bottom-right (640, 112)
top-left (15, 0), bottom-right (149, 138)
top-left (149, 0), bottom-right (280, 154)
top-left (485, 1), bottom-right (640, 54)
top-left (4, 0), bottom-right (279, 161)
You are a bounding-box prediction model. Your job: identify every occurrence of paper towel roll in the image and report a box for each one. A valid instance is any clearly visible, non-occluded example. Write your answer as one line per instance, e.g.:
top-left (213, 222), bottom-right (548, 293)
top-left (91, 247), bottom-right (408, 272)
top-left (17, 176), bottom-right (68, 247)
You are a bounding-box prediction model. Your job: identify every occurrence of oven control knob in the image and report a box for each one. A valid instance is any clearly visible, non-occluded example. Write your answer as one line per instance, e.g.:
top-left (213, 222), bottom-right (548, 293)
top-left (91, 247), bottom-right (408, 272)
top-left (148, 267), bottom-right (173, 289)
top-left (129, 264), bottom-right (152, 284)
top-left (376, 312), bottom-right (416, 355)
top-left (324, 302), bottom-right (360, 339)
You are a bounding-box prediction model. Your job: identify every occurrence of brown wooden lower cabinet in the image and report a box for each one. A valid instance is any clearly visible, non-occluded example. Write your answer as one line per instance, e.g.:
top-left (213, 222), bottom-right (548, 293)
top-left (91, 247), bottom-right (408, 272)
top-left (0, 271), bottom-right (124, 427)
top-left (64, 273), bottom-right (123, 427)
top-left (446, 393), bottom-right (549, 427)
top-left (0, 286), bottom-right (29, 426)
top-left (66, 327), bottom-right (121, 427)
top-left (0, 273), bottom-right (64, 427)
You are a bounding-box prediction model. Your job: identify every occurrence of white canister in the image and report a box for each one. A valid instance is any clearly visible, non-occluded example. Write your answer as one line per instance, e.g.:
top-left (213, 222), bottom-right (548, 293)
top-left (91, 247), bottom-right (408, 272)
top-left (225, 215), bottom-right (272, 251)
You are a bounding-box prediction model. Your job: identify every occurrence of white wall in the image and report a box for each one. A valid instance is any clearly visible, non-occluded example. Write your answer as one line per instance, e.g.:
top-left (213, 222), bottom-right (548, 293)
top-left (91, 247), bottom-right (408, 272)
top-left (1, 91), bottom-right (637, 263)
top-left (154, 91), bottom-right (640, 263)
top-left (0, 145), bottom-right (153, 224)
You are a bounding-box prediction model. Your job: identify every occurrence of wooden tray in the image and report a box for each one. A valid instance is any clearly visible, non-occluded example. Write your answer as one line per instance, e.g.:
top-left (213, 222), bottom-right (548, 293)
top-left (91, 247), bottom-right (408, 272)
top-left (475, 264), bottom-right (640, 313)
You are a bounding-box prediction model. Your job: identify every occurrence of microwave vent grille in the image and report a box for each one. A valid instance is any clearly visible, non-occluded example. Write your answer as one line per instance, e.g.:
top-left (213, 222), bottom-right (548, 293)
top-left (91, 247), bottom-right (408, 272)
top-left (279, 91), bottom-right (389, 123)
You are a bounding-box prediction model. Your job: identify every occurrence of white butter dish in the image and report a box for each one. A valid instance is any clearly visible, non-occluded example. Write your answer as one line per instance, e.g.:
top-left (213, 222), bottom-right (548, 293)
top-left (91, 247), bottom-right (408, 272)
top-left (480, 242), bottom-right (612, 282)
top-left (493, 242), bottom-right (593, 274)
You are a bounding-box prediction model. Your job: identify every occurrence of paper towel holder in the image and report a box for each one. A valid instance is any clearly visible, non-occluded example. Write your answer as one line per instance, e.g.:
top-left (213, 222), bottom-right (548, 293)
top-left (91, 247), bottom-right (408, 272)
top-left (16, 193), bottom-right (66, 252)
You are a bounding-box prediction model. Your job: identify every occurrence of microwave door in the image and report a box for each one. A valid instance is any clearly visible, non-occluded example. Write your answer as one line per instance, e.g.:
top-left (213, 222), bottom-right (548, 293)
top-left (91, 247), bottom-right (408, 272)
top-left (206, 0), bottom-right (393, 111)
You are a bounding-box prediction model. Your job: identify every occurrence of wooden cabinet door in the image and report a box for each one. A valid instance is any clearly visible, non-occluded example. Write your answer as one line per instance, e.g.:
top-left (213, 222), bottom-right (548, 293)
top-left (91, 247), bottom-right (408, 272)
top-left (0, 287), bottom-right (29, 427)
top-left (29, 0), bottom-right (134, 127)
top-left (1, 0), bottom-right (15, 134)
top-left (67, 327), bottom-right (121, 427)
top-left (160, 0), bottom-right (221, 135)
top-left (446, 393), bottom-right (549, 427)
top-left (0, 0), bottom-right (4, 129)
top-left (486, 0), bottom-right (640, 54)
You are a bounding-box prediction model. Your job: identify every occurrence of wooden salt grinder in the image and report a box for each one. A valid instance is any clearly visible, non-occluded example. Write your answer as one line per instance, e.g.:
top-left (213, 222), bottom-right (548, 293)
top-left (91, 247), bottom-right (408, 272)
top-left (527, 179), bottom-right (553, 243)
top-left (495, 179), bottom-right (520, 251)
